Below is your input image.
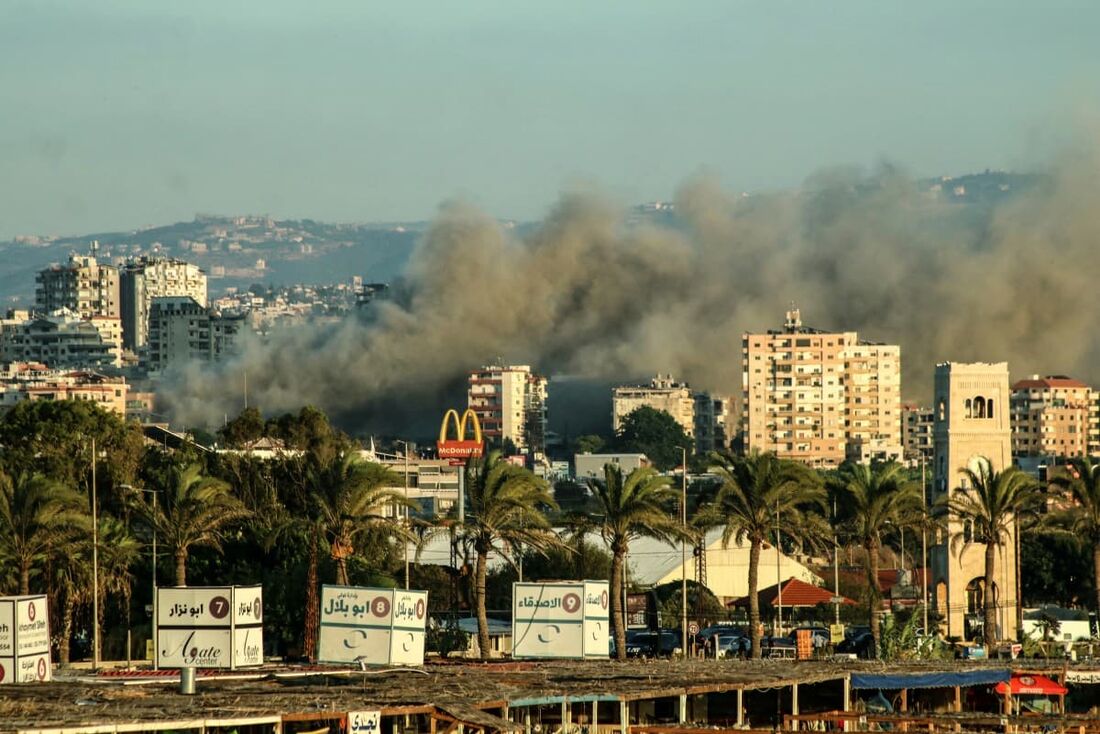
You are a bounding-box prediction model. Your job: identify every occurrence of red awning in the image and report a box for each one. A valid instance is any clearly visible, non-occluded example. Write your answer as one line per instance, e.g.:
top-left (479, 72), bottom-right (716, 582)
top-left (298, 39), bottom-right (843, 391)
top-left (995, 674), bottom-right (1068, 696)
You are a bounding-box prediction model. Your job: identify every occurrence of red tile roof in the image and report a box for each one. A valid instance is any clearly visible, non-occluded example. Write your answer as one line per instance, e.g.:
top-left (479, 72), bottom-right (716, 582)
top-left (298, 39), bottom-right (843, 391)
top-left (1012, 376), bottom-right (1088, 390)
top-left (727, 577), bottom-right (855, 609)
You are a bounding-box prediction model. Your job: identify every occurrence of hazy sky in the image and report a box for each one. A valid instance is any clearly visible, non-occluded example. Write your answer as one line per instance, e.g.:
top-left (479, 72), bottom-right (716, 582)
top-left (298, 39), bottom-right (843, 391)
top-left (1, 1), bottom-right (1096, 240)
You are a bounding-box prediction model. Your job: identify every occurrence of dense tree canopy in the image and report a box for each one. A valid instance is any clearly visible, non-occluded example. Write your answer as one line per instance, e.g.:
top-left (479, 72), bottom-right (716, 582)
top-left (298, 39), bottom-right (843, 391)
top-left (613, 406), bottom-right (693, 471)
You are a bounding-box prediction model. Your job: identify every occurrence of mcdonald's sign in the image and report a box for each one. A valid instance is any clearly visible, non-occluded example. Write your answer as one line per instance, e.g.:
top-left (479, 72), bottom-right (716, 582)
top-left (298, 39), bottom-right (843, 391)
top-left (437, 408), bottom-right (484, 465)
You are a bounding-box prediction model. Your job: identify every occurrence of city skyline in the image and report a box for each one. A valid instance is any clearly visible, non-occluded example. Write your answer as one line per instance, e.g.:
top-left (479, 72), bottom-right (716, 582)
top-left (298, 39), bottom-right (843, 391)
top-left (2, 1), bottom-right (1098, 240)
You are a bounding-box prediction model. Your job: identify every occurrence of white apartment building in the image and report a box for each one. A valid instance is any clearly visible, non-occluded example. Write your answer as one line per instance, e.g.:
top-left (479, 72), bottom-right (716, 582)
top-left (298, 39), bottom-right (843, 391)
top-left (742, 309), bottom-right (902, 467)
top-left (35, 252), bottom-right (120, 319)
top-left (1010, 375), bottom-right (1099, 459)
top-left (120, 256), bottom-right (208, 350)
top-left (0, 361), bottom-right (129, 415)
top-left (467, 364), bottom-right (548, 455)
top-left (0, 309), bottom-right (122, 368)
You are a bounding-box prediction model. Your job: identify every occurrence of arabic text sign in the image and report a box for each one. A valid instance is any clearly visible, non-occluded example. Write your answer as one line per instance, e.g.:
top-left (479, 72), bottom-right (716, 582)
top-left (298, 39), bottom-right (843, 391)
top-left (318, 586), bottom-right (428, 666)
top-left (512, 581), bottom-right (609, 659)
top-left (156, 586), bottom-right (263, 668)
top-left (348, 710), bottom-right (382, 734)
top-left (0, 595), bottom-right (51, 683)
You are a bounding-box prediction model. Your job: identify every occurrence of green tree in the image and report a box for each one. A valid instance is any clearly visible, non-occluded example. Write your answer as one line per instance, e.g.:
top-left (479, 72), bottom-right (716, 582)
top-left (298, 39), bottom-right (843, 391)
top-left (460, 451), bottom-right (559, 659)
top-left (0, 470), bottom-right (89, 594)
top-left (613, 406), bottom-right (693, 471)
top-left (218, 406), bottom-right (265, 448)
top-left (95, 516), bottom-right (141, 660)
top-left (704, 451), bottom-right (824, 659)
top-left (573, 434), bottom-right (607, 456)
top-left (586, 464), bottom-right (682, 660)
top-left (311, 452), bottom-right (407, 586)
top-left (945, 457), bottom-right (1041, 647)
top-left (1049, 457), bottom-right (1100, 624)
top-left (830, 461), bottom-right (923, 658)
top-left (136, 463), bottom-right (250, 585)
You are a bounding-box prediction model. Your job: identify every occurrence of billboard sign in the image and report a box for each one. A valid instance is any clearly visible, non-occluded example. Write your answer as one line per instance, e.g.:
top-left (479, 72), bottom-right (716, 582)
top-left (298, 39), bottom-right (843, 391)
top-left (348, 711), bottom-right (382, 734)
top-left (318, 586), bottom-right (428, 666)
top-left (512, 581), bottom-right (609, 659)
top-left (436, 409), bottom-right (484, 465)
top-left (0, 595), bottom-right (51, 683)
top-left (156, 586), bottom-right (263, 668)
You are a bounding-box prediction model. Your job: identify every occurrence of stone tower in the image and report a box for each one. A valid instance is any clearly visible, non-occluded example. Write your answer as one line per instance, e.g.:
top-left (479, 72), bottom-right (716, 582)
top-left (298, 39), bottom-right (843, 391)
top-left (930, 362), bottom-right (1019, 642)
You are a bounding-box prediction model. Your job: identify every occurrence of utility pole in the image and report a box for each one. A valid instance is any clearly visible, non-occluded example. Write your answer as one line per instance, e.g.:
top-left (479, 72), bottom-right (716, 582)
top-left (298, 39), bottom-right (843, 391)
top-left (833, 497), bottom-right (840, 626)
top-left (398, 441), bottom-right (411, 590)
top-left (775, 498), bottom-right (782, 636)
top-left (681, 447), bottom-right (688, 657)
top-left (91, 437), bottom-right (100, 670)
top-left (921, 455), bottom-right (929, 634)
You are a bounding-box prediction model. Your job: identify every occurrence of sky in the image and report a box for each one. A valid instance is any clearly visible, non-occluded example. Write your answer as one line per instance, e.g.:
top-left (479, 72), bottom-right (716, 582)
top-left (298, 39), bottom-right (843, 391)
top-left (0, 1), bottom-right (1097, 240)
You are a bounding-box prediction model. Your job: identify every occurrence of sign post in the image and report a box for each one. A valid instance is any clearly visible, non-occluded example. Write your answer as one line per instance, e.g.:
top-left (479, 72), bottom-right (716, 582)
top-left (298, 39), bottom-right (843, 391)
top-left (0, 595), bottom-right (51, 684)
top-left (512, 581), bottom-right (609, 659)
top-left (318, 586), bottom-right (428, 666)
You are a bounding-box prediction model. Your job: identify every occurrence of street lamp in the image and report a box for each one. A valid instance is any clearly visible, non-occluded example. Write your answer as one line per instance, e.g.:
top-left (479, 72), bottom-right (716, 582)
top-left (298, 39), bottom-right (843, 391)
top-left (122, 484), bottom-right (158, 669)
top-left (680, 447), bottom-right (688, 658)
top-left (395, 440), bottom-right (411, 590)
top-left (89, 437), bottom-right (100, 671)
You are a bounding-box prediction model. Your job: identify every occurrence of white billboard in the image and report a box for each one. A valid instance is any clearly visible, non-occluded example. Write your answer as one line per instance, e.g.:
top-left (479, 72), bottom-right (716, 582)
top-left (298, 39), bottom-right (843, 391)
top-left (318, 586), bottom-right (428, 666)
top-left (156, 586), bottom-right (263, 668)
top-left (0, 595), bottom-right (51, 683)
top-left (512, 581), bottom-right (609, 659)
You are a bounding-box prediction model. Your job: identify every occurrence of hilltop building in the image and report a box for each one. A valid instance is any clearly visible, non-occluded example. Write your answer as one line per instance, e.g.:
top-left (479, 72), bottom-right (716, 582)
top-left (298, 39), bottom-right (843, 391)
top-left (741, 309), bottom-right (902, 468)
top-left (466, 364), bottom-right (548, 456)
top-left (120, 256), bottom-right (207, 350)
top-left (146, 296), bottom-right (245, 375)
top-left (612, 374), bottom-right (733, 453)
top-left (930, 361), bottom-right (1018, 641)
top-left (1009, 375), bottom-right (1098, 459)
top-left (35, 251), bottom-right (119, 319)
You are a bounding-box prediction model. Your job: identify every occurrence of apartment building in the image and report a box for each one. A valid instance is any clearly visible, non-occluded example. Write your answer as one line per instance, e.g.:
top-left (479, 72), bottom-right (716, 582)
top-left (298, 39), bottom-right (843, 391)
top-left (0, 361), bottom-right (129, 415)
top-left (35, 252), bottom-right (120, 319)
top-left (0, 309), bottom-right (122, 368)
top-left (742, 309), bottom-right (902, 467)
top-left (146, 296), bottom-right (245, 374)
top-left (120, 256), bottom-right (208, 350)
top-left (612, 374), bottom-right (695, 434)
top-left (901, 402), bottom-right (935, 465)
top-left (1010, 375), bottom-right (1098, 459)
top-left (466, 364), bottom-right (548, 455)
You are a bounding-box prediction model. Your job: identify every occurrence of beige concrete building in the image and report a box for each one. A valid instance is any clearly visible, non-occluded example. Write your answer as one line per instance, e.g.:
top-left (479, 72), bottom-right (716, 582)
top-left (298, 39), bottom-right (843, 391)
top-left (1010, 375), bottom-right (1098, 459)
top-left (146, 296), bottom-right (245, 374)
top-left (902, 402), bottom-right (935, 465)
top-left (930, 361), bottom-right (1018, 642)
top-left (0, 361), bottom-right (129, 415)
top-left (742, 309), bottom-right (902, 467)
top-left (35, 252), bottom-right (120, 319)
top-left (467, 364), bottom-right (548, 455)
top-left (0, 309), bottom-right (122, 368)
top-left (120, 256), bottom-right (208, 350)
top-left (613, 374), bottom-right (733, 453)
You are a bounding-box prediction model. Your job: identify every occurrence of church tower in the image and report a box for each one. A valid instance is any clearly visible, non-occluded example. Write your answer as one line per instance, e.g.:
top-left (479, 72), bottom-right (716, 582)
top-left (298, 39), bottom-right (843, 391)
top-left (930, 362), bottom-right (1019, 642)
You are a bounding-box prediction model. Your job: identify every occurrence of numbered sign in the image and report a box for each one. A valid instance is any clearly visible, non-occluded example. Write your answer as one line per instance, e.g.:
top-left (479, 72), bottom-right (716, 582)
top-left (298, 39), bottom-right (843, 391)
top-left (318, 586), bottom-right (428, 666)
top-left (0, 595), bottom-right (51, 684)
top-left (512, 581), bottom-right (609, 659)
top-left (157, 586), bottom-right (263, 668)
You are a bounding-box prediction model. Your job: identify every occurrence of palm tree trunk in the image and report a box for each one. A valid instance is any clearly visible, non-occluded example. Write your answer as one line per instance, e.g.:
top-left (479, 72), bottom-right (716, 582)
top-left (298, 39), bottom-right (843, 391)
top-left (748, 538), bottom-right (762, 660)
top-left (175, 548), bottom-right (187, 586)
top-left (610, 545), bottom-right (626, 661)
top-left (984, 542), bottom-right (997, 647)
top-left (476, 547), bottom-right (490, 659)
top-left (19, 560), bottom-right (30, 595)
top-left (868, 540), bottom-right (881, 659)
top-left (335, 556), bottom-right (348, 586)
top-left (303, 537), bottom-right (319, 661)
top-left (60, 589), bottom-right (74, 666)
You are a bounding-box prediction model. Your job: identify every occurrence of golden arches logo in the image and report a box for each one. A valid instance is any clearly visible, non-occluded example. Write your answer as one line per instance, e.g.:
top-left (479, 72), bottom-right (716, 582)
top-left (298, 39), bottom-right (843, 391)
top-left (437, 408), bottom-right (485, 462)
top-left (438, 408), bottom-right (483, 444)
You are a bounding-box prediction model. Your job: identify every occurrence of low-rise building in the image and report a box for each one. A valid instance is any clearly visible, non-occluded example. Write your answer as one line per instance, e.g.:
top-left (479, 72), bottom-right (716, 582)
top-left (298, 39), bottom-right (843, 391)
top-left (0, 309), bottom-right (122, 368)
top-left (574, 452), bottom-right (649, 480)
top-left (613, 374), bottom-right (733, 454)
top-left (0, 362), bottom-right (129, 415)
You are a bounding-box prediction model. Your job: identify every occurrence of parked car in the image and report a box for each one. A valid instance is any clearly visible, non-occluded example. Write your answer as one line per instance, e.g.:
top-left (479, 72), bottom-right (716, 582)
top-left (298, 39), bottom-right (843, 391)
top-left (714, 632), bottom-right (752, 659)
top-left (758, 635), bottom-right (796, 658)
top-left (836, 630), bottom-right (874, 658)
top-left (625, 630), bottom-right (682, 658)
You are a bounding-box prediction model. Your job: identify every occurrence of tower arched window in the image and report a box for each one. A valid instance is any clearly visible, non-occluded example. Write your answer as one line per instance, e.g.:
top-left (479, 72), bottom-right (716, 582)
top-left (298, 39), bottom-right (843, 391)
top-left (986, 398), bottom-right (994, 420)
top-left (974, 396), bottom-right (986, 419)
top-left (965, 399), bottom-right (973, 419)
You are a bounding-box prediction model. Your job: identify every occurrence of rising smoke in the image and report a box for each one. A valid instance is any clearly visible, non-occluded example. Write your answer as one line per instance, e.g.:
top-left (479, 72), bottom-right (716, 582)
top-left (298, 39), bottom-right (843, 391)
top-left (163, 148), bottom-right (1100, 436)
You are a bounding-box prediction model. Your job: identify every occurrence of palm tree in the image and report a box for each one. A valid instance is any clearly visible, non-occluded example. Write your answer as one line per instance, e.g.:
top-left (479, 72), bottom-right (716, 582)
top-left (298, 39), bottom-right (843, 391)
top-left (96, 516), bottom-right (141, 660)
top-left (136, 462), bottom-right (250, 586)
top-left (830, 461), bottom-right (923, 658)
top-left (705, 451), bottom-right (824, 659)
top-left (587, 464), bottom-right (681, 661)
top-left (461, 451), bottom-right (558, 659)
top-left (1048, 457), bottom-right (1100, 627)
top-left (946, 457), bottom-right (1041, 647)
top-left (311, 452), bottom-right (409, 586)
top-left (0, 470), bottom-right (88, 594)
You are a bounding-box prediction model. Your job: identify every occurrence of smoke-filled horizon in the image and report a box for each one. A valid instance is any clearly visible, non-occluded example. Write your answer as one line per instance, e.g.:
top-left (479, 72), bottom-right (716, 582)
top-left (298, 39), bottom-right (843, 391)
top-left (163, 148), bottom-right (1100, 437)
